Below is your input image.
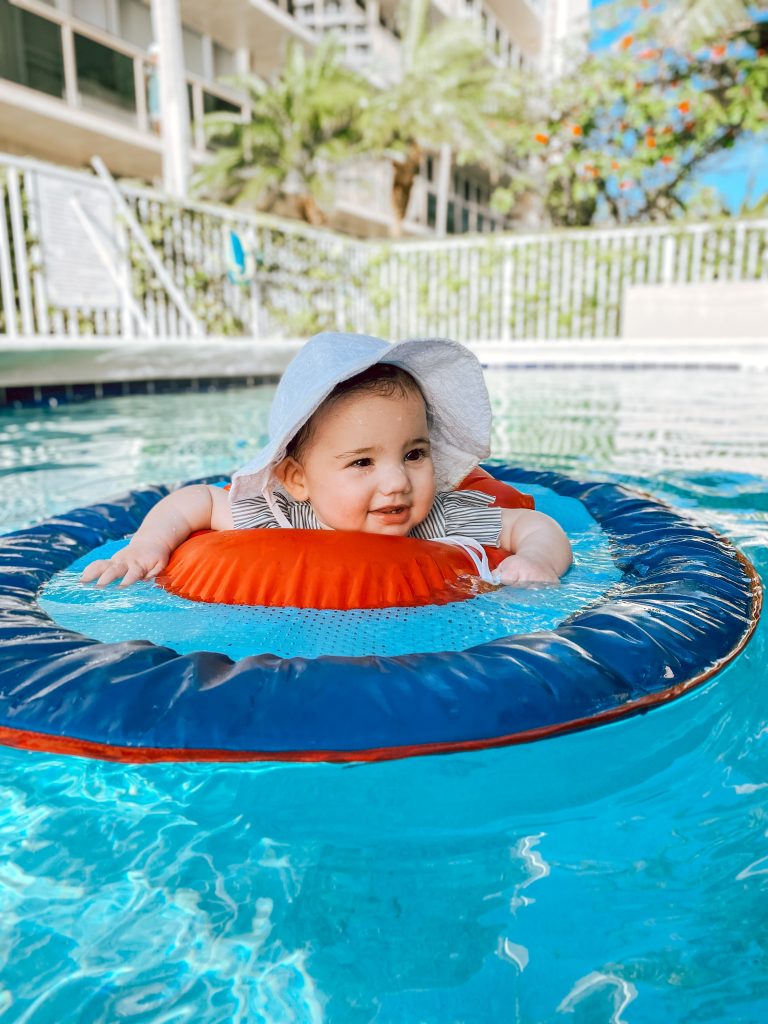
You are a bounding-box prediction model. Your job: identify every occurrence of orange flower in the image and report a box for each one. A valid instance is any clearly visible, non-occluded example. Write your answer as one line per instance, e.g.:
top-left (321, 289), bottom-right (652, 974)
top-left (641, 0), bottom-right (651, 8)
top-left (662, 125), bottom-right (673, 135)
top-left (611, 160), bottom-right (620, 170)
top-left (711, 45), bottom-right (726, 59)
top-left (571, 124), bottom-right (583, 137)
top-left (661, 156), bottom-right (673, 165)
top-left (646, 136), bottom-right (657, 148)
top-left (620, 34), bottom-right (634, 50)
top-left (619, 180), bottom-right (633, 191)
top-left (639, 49), bottom-right (658, 60)
top-left (677, 100), bottom-right (691, 114)
top-left (534, 132), bottom-right (550, 144)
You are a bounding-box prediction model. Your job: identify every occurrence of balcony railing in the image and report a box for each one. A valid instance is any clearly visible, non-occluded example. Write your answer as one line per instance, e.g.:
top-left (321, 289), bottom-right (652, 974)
top-left (0, 0), bottom-right (246, 149)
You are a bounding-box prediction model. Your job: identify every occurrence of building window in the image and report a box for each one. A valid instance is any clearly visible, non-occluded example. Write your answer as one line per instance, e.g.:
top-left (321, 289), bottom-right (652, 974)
top-left (461, 207), bottom-right (470, 233)
top-left (427, 192), bottom-right (437, 229)
top-left (74, 33), bottom-right (136, 119)
top-left (463, 180), bottom-right (470, 201)
top-left (425, 155), bottom-right (433, 182)
top-left (447, 201), bottom-right (455, 234)
top-left (182, 26), bottom-right (205, 76)
top-left (203, 91), bottom-right (239, 116)
top-left (213, 42), bottom-right (236, 79)
top-left (73, 0), bottom-right (111, 32)
top-left (118, 0), bottom-right (152, 50)
top-left (0, 1), bottom-right (65, 98)
top-left (477, 214), bottom-right (484, 232)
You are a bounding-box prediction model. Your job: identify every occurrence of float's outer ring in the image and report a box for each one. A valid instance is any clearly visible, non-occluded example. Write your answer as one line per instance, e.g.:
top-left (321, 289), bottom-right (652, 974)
top-left (0, 468), bottom-right (761, 762)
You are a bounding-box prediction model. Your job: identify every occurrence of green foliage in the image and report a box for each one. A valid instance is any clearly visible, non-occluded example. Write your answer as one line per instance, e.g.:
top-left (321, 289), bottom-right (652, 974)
top-left (360, 0), bottom-right (522, 230)
top-left (496, 0), bottom-right (768, 227)
top-left (192, 37), bottom-right (372, 224)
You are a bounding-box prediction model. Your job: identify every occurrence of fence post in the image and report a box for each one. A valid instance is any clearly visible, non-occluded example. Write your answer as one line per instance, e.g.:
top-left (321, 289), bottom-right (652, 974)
top-left (500, 244), bottom-right (512, 341)
top-left (6, 167), bottom-right (35, 335)
top-left (662, 234), bottom-right (675, 284)
top-left (0, 184), bottom-right (18, 338)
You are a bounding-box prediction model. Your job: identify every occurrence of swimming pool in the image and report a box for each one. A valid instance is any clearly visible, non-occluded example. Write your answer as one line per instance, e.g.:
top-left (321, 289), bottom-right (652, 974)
top-left (1, 365), bottom-right (766, 1022)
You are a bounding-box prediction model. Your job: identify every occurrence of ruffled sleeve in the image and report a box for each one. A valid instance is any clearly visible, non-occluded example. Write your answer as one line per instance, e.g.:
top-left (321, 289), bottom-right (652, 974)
top-left (230, 491), bottom-right (323, 530)
top-left (410, 490), bottom-right (503, 545)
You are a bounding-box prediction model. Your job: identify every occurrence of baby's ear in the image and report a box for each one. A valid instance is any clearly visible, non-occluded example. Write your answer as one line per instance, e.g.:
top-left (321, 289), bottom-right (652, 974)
top-left (274, 457), bottom-right (309, 501)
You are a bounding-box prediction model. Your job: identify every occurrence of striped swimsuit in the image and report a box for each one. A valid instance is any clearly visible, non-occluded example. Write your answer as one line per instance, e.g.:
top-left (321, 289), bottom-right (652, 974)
top-left (231, 488), bottom-right (504, 546)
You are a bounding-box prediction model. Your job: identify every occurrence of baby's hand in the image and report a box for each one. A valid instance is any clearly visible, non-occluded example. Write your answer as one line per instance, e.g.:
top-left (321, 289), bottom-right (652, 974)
top-left (494, 553), bottom-right (561, 587)
top-left (80, 539), bottom-right (171, 588)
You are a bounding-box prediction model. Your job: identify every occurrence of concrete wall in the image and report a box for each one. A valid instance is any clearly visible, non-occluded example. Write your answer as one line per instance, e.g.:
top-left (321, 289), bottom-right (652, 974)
top-left (622, 282), bottom-right (768, 340)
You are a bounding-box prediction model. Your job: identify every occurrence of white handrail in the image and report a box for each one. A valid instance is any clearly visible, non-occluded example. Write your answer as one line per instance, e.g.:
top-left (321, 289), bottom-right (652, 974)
top-left (69, 197), bottom-right (153, 338)
top-left (90, 156), bottom-right (204, 337)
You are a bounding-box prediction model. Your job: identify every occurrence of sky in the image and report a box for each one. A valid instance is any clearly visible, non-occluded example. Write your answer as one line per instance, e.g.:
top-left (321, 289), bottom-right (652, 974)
top-left (589, 0), bottom-right (768, 212)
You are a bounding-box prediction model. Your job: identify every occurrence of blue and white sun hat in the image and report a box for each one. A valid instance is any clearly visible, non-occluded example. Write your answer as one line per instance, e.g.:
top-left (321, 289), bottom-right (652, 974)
top-left (230, 332), bottom-right (492, 515)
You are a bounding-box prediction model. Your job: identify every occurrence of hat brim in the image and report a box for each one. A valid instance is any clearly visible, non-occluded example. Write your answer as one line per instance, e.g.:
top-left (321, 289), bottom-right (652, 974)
top-left (230, 333), bottom-right (490, 503)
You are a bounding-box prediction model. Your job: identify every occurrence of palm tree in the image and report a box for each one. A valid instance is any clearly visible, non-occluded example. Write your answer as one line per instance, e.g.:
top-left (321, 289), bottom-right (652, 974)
top-left (193, 38), bottom-right (372, 225)
top-left (361, 0), bottom-right (520, 235)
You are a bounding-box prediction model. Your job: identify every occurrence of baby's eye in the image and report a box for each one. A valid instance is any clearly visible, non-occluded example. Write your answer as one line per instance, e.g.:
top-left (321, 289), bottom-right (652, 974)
top-left (349, 457), bottom-right (373, 468)
top-left (405, 448), bottom-right (430, 462)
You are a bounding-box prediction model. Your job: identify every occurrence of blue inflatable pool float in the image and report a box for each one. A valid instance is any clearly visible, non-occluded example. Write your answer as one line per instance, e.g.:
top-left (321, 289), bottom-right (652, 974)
top-left (0, 467), bottom-right (760, 763)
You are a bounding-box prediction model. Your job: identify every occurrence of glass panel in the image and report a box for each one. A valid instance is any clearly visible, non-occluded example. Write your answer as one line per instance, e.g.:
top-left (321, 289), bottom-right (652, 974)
top-left (118, 0), bottom-right (153, 50)
top-left (425, 155), bottom-right (433, 182)
top-left (461, 207), bottom-right (470, 233)
top-left (202, 92), bottom-right (240, 151)
top-left (0, 0), bottom-right (65, 99)
top-left (73, 0), bottom-right (110, 32)
top-left (203, 91), bottom-right (239, 116)
top-left (427, 192), bottom-right (437, 229)
top-left (74, 33), bottom-right (136, 121)
top-left (477, 214), bottom-right (484, 232)
top-left (447, 201), bottom-right (455, 234)
top-left (182, 26), bottom-right (204, 76)
top-left (213, 42), bottom-right (236, 79)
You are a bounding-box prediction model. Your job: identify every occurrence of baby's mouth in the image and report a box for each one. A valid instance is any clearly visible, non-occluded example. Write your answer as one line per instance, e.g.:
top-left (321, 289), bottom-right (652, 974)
top-left (371, 505), bottom-right (408, 515)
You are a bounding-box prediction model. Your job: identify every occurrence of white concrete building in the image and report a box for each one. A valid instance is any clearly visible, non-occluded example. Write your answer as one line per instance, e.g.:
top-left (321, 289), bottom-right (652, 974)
top-left (0, 0), bottom-right (588, 237)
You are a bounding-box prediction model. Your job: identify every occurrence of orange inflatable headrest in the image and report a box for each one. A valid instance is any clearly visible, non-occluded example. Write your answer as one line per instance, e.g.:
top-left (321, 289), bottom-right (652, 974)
top-left (160, 530), bottom-right (508, 610)
top-left (159, 470), bottom-right (533, 610)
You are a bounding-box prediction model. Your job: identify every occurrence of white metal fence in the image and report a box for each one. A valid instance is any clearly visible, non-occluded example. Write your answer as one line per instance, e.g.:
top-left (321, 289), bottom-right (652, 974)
top-left (2, 152), bottom-right (768, 342)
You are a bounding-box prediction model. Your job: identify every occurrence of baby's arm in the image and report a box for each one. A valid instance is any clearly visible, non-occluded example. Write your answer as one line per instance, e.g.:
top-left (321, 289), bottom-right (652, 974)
top-left (80, 484), bottom-right (233, 587)
top-left (495, 508), bottom-right (572, 585)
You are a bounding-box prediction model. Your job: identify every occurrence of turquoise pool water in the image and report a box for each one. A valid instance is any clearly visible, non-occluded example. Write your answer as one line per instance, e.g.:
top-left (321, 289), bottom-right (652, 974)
top-left (1, 366), bottom-right (767, 1022)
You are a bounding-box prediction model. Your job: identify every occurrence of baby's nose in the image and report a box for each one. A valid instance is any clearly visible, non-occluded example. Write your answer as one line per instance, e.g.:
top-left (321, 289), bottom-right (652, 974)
top-left (379, 463), bottom-right (412, 494)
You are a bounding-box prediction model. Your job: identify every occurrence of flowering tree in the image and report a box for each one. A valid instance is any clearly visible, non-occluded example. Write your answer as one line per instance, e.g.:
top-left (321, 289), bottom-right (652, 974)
top-left (493, 0), bottom-right (768, 227)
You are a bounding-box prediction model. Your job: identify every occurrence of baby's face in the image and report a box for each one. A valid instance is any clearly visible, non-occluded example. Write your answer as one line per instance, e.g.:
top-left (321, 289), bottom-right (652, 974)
top-left (280, 389), bottom-right (436, 535)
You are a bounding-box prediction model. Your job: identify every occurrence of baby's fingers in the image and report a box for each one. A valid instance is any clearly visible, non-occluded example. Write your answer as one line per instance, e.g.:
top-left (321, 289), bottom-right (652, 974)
top-left (80, 559), bottom-right (117, 585)
top-left (117, 563), bottom-right (153, 587)
top-left (146, 557), bottom-right (169, 579)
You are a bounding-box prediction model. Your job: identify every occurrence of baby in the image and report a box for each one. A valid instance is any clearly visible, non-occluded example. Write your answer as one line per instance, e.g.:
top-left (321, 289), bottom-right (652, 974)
top-left (82, 332), bottom-right (572, 588)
